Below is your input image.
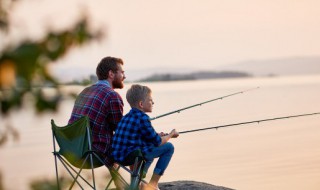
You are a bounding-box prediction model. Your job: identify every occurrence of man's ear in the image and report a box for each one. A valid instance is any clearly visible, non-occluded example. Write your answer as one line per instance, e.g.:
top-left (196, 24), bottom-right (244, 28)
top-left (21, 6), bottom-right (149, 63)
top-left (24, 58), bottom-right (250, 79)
top-left (138, 101), bottom-right (143, 108)
top-left (108, 70), bottom-right (114, 79)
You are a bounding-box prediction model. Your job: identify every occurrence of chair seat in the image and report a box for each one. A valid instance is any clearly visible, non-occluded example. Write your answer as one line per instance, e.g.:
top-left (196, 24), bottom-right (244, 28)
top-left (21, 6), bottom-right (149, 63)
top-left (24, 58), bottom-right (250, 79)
top-left (118, 149), bottom-right (144, 166)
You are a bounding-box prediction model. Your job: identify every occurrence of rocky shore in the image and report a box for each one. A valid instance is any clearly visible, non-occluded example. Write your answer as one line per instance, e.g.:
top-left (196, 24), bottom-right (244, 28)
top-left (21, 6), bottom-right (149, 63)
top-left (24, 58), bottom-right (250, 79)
top-left (158, 181), bottom-right (235, 190)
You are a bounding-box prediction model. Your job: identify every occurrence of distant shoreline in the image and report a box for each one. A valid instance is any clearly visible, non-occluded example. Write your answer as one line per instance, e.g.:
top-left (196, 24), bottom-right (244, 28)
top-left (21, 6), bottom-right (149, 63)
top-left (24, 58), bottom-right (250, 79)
top-left (137, 71), bottom-right (253, 82)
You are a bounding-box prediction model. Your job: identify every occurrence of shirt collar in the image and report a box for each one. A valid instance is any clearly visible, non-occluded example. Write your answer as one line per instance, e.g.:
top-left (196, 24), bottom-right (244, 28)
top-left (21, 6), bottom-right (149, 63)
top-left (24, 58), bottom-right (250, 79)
top-left (131, 107), bottom-right (146, 114)
top-left (130, 108), bottom-right (150, 119)
top-left (131, 107), bottom-right (142, 113)
top-left (96, 80), bottom-right (111, 88)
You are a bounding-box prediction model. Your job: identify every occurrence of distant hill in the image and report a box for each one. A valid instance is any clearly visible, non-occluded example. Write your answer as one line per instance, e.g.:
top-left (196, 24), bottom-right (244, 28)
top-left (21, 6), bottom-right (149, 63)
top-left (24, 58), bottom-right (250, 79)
top-left (133, 56), bottom-right (320, 82)
top-left (54, 56), bottom-right (320, 83)
top-left (216, 56), bottom-right (320, 76)
top-left (138, 71), bottom-right (251, 82)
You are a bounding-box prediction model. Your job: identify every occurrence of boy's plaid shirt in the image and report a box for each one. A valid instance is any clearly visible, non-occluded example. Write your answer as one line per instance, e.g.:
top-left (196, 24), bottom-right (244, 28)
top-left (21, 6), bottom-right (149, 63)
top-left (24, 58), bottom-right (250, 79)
top-left (112, 108), bottom-right (161, 162)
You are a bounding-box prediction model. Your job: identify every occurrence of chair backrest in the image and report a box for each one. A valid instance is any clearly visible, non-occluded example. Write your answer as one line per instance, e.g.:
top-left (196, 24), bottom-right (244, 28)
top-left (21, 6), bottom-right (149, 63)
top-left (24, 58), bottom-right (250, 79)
top-left (51, 116), bottom-right (103, 169)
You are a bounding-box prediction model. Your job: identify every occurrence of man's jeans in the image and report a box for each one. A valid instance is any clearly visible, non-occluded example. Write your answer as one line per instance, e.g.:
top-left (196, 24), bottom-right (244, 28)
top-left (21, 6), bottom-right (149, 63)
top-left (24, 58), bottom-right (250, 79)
top-left (143, 142), bottom-right (174, 176)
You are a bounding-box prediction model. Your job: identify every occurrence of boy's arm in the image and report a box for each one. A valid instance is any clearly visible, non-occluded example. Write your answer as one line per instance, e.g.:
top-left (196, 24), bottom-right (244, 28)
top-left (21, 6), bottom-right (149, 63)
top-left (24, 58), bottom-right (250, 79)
top-left (160, 129), bottom-right (179, 145)
top-left (140, 115), bottom-right (162, 146)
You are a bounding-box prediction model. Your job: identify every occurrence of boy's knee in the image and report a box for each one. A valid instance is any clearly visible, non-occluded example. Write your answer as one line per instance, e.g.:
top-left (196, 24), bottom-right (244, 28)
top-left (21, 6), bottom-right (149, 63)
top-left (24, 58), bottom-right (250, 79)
top-left (166, 142), bottom-right (174, 154)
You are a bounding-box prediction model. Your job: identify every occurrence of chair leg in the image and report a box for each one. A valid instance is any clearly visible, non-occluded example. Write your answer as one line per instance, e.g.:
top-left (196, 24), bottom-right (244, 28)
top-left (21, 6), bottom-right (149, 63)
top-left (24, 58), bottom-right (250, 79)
top-left (53, 153), bottom-right (61, 190)
top-left (89, 154), bottom-right (97, 190)
top-left (69, 155), bottom-right (91, 190)
top-left (105, 165), bottom-right (119, 189)
top-left (55, 155), bottom-right (89, 189)
top-left (52, 133), bottom-right (61, 190)
top-left (109, 167), bottom-right (130, 190)
top-left (129, 158), bottom-right (144, 190)
top-left (91, 152), bottom-right (129, 190)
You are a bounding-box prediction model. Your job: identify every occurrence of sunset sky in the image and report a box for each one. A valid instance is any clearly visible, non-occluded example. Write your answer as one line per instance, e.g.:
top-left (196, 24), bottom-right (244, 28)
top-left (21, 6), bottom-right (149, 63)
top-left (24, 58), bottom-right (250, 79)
top-left (4, 0), bottom-right (320, 81)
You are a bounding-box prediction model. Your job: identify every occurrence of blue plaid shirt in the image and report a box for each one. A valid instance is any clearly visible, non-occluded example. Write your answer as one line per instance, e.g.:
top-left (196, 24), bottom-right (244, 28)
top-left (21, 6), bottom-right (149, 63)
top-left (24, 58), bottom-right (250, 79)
top-left (112, 108), bottom-right (162, 162)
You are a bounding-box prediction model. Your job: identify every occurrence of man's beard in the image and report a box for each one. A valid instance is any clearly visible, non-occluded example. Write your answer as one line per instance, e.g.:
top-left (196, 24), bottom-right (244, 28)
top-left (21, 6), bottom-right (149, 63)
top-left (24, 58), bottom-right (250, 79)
top-left (112, 78), bottom-right (124, 89)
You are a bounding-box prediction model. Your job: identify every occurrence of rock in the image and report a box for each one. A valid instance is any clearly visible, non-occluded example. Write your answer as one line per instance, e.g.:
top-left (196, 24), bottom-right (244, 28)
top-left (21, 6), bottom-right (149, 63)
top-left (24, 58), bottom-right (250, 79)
top-left (158, 181), bottom-right (235, 190)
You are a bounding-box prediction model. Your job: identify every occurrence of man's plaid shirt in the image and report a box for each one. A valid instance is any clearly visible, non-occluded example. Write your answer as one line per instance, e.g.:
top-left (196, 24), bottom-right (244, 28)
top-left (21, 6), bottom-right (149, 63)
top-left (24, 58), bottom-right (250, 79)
top-left (112, 108), bottom-right (162, 163)
top-left (69, 80), bottom-right (123, 166)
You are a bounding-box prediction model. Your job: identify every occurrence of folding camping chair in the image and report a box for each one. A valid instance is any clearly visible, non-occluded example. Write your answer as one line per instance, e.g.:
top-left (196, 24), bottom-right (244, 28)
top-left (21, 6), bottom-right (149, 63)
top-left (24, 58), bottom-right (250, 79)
top-left (51, 116), bottom-right (145, 190)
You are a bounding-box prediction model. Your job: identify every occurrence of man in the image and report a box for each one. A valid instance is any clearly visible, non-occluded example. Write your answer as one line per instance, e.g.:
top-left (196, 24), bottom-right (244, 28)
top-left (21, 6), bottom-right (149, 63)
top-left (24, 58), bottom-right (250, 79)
top-left (68, 56), bottom-right (126, 166)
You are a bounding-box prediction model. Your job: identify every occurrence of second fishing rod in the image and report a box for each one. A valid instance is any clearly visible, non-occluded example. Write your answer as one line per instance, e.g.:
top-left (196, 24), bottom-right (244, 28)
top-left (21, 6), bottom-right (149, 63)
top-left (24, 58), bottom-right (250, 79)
top-left (149, 87), bottom-right (259, 121)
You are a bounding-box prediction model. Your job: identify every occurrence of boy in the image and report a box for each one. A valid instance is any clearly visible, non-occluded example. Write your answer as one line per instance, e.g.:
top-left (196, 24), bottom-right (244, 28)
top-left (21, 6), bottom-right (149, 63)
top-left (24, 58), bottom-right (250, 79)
top-left (112, 84), bottom-right (179, 190)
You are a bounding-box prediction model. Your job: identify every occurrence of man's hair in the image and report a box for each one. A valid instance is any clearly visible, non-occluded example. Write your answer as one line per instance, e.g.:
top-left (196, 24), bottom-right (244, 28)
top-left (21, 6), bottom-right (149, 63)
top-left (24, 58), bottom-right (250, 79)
top-left (96, 56), bottom-right (124, 80)
top-left (126, 84), bottom-right (152, 108)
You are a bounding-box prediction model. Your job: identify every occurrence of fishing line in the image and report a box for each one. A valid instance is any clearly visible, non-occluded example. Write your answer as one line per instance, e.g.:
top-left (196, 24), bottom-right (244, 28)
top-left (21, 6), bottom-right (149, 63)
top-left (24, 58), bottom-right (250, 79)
top-left (179, 112), bottom-right (320, 134)
top-left (150, 87), bottom-right (259, 120)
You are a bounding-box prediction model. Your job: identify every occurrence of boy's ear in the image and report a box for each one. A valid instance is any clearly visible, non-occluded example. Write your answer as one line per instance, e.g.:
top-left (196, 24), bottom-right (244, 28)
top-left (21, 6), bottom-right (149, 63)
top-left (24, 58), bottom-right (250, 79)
top-left (138, 100), bottom-right (143, 108)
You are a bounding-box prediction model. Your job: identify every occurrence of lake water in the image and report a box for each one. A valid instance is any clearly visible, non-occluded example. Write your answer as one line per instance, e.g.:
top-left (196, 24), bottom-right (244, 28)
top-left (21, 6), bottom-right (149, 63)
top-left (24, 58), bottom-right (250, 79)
top-left (1, 75), bottom-right (320, 190)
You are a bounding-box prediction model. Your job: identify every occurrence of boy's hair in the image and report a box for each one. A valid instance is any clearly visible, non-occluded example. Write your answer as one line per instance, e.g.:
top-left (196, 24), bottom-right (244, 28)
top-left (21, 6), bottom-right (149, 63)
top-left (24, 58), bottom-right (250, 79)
top-left (126, 84), bottom-right (152, 108)
top-left (96, 56), bottom-right (124, 80)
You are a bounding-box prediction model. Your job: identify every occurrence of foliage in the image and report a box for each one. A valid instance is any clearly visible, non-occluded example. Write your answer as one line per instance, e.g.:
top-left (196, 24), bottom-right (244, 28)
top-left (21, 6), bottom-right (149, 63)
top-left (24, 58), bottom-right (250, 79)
top-left (30, 177), bottom-right (71, 190)
top-left (29, 173), bottom-right (113, 190)
top-left (0, 0), bottom-right (102, 146)
top-left (0, 172), bottom-right (3, 190)
top-left (0, 1), bottom-right (103, 188)
top-left (0, 17), bottom-right (101, 115)
top-left (0, 0), bottom-right (9, 32)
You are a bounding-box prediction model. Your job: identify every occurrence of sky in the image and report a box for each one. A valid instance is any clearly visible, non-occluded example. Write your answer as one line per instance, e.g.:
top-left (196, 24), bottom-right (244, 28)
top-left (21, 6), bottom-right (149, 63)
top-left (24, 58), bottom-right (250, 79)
top-left (3, 0), bottom-right (320, 81)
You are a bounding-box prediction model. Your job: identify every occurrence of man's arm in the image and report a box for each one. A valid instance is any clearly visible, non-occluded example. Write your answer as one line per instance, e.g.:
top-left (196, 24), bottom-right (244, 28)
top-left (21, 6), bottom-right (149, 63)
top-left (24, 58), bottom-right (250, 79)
top-left (108, 93), bottom-right (124, 131)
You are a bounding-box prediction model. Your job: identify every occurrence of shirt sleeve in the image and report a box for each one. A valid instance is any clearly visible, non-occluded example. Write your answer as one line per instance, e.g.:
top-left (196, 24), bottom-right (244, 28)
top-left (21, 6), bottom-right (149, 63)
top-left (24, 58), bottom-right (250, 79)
top-left (139, 114), bottom-right (162, 146)
top-left (107, 92), bottom-right (124, 131)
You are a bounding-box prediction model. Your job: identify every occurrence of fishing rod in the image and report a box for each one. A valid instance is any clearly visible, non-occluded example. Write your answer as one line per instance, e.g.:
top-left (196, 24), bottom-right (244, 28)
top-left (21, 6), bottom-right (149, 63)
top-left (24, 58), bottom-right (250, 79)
top-left (179, 112), bottom-right (320, 134)
top-left (150, 87), bottom-right (259, 121)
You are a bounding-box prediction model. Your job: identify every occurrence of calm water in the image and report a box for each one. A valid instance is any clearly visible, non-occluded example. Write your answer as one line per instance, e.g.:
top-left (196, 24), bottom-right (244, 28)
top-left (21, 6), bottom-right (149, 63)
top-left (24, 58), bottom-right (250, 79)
top-left (1, 75), bottom-right (320, 190)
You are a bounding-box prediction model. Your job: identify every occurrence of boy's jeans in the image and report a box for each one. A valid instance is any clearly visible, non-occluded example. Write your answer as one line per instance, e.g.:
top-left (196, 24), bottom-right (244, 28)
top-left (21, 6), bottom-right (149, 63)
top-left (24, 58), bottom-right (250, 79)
top-left (143, 142), bottom-right (174, 176)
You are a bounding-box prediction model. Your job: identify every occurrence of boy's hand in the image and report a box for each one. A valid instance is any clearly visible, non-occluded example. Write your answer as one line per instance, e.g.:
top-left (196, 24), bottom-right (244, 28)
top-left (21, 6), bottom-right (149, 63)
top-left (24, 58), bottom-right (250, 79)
top-left (158, 132), bottom-right (168, 137)
top-left (170, 129), bottom-right (179, 138)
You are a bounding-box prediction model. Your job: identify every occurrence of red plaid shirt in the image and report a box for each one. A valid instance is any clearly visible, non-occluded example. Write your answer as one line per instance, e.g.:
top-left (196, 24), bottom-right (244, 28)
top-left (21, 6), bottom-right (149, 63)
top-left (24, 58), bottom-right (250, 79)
top-left (69, 80), bottom-right (123, 166)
